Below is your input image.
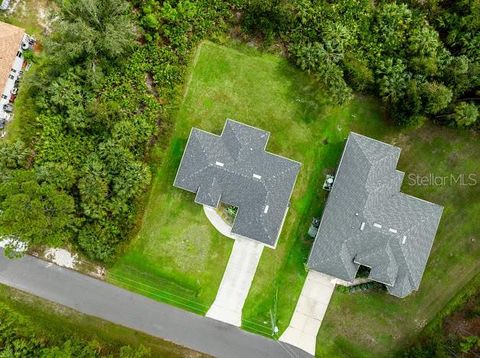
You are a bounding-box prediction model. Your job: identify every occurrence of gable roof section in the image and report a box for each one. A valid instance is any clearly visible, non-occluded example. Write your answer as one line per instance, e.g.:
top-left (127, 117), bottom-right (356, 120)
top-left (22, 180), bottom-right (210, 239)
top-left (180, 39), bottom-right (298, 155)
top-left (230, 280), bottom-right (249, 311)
top-left (307, 132), bottom-right (443, 297)
top-left (0, 22), bottom-right (24, 97)
top-left (174, 119), bottom-right (301, 247)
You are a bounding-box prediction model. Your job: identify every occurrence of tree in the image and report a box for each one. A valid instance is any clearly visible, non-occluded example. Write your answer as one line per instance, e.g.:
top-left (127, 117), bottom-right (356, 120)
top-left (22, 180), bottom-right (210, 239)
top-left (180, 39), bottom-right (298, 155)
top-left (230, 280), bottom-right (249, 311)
top-left (42, 69), bottom-right (94, 131)
top-left (292, 42), bottom-right (352, 104)
top-left (408, 25), bottom-right (442, 58)
top-left (371, 3), bottom-right (413, 57)
top-left (35, 162), bottom-right (77, 191)
top-left (452, 102), bottom-right (478, 127)
top-left (78, 173), bottom-right (109, 220)
top-left (77, 221), bottom-right (119, 261)
top-left (0, 170), bottom-right (78, 249)
top-left (344, 53), bottom-right (374, 91)
top-left (376, 58), bottom-right (410, 103)
top-left (242, 0), bottom-right (289, 43)
top-left (0, 141), bottom-right (30, 175)
top-left (407, 24), bottom-right (449, 76)
top-left (47, 0), bottom-right (137, 72)
top-left (421, 82), bottom-right (453, 115)
top-left (445, 55), bottom-right (479, 96)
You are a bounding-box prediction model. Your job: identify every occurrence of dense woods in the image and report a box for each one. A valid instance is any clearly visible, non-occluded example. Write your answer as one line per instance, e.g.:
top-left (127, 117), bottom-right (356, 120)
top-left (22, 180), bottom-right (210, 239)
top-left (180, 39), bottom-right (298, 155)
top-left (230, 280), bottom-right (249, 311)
top-left (243, 0), bottom-right (479, 125)
top-left (0, 0), bottom-right (230, 260)
top-left (0, 0), bottom-right (478, 261)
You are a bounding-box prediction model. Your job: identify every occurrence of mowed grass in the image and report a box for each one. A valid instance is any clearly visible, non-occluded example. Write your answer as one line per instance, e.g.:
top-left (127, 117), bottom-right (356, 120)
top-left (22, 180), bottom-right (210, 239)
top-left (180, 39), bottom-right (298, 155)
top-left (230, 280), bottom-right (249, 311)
top-left (317, 126), bottom-right (480, 357)
top-left (107, 133), bottom-right (233, 313)
top-left (108, 41), bottom-right (394, 327)
top-left (109, 40), bottom-right (480, 357)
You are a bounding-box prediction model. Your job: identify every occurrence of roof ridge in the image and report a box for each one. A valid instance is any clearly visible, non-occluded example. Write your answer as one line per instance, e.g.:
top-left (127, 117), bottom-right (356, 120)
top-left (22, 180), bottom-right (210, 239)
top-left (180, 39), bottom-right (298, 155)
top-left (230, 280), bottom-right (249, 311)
top-left (351, 133), bottom-right (399, 167)
top-left (174, 120), bottom-right (301, 247)
top-left (350, 132), bottom-right (401, 152)
top-left (222, 120), bottom-right (243, 160)
top-left (192, 130), bottom-right (212, 161)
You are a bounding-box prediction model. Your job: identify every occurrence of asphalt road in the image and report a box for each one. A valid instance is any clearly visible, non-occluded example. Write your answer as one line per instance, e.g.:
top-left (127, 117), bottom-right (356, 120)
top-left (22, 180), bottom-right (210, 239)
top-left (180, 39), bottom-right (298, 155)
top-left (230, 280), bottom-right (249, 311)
top-left (0, 250), bottom-right (312, 358)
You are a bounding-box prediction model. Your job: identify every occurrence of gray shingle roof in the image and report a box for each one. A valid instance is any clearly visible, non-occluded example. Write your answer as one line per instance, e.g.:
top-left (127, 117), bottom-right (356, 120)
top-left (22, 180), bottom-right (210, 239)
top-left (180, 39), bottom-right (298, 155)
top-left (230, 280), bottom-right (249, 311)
top-left (174, 119), bottom-right (301, 247)
top-left (307, 132), bottom-right (443, 297)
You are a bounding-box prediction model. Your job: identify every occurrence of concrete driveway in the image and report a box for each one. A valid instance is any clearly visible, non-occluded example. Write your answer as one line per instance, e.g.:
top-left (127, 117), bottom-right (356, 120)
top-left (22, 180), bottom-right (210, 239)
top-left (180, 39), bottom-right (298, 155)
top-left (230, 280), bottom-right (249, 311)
top-left (280, 271), bottom-right (336, 355)
top-left (206, 236), bottom-right (264, 326)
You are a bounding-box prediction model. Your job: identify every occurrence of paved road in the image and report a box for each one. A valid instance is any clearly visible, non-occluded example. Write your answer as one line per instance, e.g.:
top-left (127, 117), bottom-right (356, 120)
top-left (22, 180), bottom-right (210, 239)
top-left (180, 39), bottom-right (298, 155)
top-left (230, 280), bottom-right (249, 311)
top-left (0, 250), bottom-right (312, 358)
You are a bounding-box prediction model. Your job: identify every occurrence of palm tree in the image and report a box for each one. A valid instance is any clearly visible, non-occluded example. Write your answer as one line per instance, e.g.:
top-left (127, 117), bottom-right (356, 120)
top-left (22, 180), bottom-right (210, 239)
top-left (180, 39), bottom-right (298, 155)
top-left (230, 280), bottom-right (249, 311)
top-left (48, 0), bottom-right (137, 71)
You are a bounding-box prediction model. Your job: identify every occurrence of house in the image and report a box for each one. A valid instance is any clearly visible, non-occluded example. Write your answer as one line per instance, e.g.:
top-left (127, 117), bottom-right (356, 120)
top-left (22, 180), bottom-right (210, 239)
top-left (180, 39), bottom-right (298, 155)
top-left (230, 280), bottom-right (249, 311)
top-left (0, 0), bottom-right (10, 11)
top-left (0, 21), bottom-right (34, 136)
top-left (307, 132), bottom-right (443, 297)
top-left (174, 119), bottom-right (301, 248)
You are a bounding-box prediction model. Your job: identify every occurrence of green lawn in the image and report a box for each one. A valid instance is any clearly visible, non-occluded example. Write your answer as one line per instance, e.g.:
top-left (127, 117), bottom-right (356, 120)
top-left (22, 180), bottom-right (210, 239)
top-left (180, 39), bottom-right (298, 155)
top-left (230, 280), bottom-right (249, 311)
top-left (108, 41), bottom-right (394, 330)
top-left (107, 137), bottom-right (232, 313)
top-left (0, 284), bottom-right (208, 357)
top-left (109, 40), bottom-right (480, 357)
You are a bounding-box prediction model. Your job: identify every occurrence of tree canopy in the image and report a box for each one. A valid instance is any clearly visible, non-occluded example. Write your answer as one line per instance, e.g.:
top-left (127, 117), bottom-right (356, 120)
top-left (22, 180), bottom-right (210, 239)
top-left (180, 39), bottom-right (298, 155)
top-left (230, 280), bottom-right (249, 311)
top-left (47, 0), bottom-right (137, 72)
top-left (241, 0), bottom-right (479, 125)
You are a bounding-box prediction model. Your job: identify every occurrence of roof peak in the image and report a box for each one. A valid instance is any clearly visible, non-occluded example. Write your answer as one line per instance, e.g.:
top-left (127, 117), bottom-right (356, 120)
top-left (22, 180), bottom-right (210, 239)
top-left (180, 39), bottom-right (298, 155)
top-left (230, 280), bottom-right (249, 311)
top-left (174, 119), bottom-right (300, 247)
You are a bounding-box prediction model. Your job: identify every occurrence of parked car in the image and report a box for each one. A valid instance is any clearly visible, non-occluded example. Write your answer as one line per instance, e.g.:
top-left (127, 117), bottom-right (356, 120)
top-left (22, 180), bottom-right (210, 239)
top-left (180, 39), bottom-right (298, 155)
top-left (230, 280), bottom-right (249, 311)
top-left (3, 104), bottom-right (13, 113)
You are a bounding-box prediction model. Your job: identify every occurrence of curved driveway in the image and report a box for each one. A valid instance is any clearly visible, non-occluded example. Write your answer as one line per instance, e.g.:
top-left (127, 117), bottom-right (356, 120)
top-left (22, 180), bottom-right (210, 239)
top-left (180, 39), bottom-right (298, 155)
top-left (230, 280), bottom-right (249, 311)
top-left (0, 250), bottom-right (312, 358)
